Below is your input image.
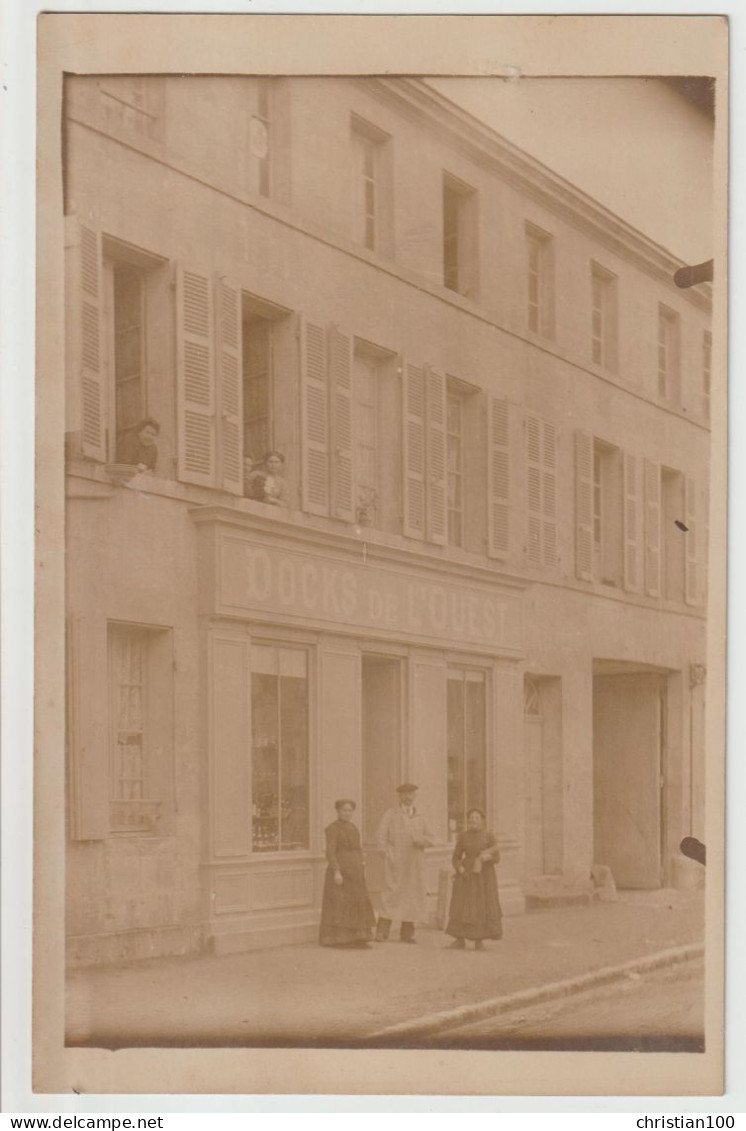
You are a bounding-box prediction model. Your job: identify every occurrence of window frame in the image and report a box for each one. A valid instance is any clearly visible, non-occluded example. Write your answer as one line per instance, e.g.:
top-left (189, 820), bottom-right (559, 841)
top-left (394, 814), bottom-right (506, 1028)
top-left (590, 262), bottom-right (619, 373)
top-left (657, 303), bottom-right (681, 403)
top-left (525, 222), bottom-right (555, 339)
top-left (442, 172), bottom-right (479, 300)
top-left (350, 114), bottom-right (393, 258)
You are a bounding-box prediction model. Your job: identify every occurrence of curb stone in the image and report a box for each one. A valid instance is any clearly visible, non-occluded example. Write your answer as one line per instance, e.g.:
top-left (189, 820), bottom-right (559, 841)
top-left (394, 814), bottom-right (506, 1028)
top-left (365, 942), bottom-right (704, 1041)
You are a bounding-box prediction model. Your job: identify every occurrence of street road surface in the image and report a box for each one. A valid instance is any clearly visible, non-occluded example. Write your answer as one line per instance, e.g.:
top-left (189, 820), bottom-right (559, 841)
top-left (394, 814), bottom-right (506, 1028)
top-left (424, 958), bottom-right (704, 1052)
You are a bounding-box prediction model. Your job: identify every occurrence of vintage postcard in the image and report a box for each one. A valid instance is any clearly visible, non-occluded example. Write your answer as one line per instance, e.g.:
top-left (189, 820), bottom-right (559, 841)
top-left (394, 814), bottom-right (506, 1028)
top-left (32, 11), bottom-right (727, 1098)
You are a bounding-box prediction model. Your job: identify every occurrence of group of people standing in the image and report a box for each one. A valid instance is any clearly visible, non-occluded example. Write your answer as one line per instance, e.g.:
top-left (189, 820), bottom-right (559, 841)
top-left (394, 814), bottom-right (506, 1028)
top-left (318, 783), bottom-right (502, 951)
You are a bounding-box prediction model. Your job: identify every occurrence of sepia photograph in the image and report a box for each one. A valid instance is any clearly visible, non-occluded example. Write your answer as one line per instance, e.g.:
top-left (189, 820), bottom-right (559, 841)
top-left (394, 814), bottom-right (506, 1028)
top-left (28, 12), bottom-right (728, 1099)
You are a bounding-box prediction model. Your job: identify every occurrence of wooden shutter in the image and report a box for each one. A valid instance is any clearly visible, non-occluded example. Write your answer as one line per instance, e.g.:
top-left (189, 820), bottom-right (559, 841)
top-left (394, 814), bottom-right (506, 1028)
top-left (67, 616), bottom-right (109, 840)
top-left (300, 317), bottom-right (330, 516)
top-left (215, 276), bottom-right (243, 495)
top-left (425, 366), bottom-right (447, 545)
top-left (644, 459), bottom-right (661, 597)
top-left (526, 415), bottom-right (543, 567)
top-left (66, 218), bottom-right (106, 461)
top-left (487, 395), bottom-right (510, 558)
top-left (623, 452), bottom-right (640, 592)
top-left (685, 476), bottom-right (698, 606)
top-left (575, 431), bottom-right (594, 581)
top-left (329, 326), bottom-right (355, 522)
top-left (176, 266), bottom-right (216, 487)
top-left (402, 359), bottom-right (426, 539)
top-left (541, 420), bottom-right (557, 568)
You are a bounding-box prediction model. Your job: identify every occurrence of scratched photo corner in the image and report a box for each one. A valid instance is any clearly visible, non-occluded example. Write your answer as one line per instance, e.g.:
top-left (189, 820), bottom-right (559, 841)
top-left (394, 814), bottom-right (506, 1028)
top-left (52, 55), bottom-right (721, 1063)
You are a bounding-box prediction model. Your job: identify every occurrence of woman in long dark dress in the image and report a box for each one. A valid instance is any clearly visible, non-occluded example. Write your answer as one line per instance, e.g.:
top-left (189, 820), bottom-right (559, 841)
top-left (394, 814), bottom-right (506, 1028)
top-left (445, 808), bottom-right (503, 950)
top-left (319, 799), bottom-right (376, 948)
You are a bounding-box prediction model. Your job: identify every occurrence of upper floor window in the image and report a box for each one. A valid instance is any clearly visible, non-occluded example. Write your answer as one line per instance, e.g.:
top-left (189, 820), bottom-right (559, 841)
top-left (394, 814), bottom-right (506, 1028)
top-left (657, 304), bottom-right (681, 403)
top-left (350, 116), bottom-right (392, 256)
top-left (526, 224), bottom-right (555, 339)
top-left (526, 414), bottom-right (558, 570)
top-left (702, 330), bottom-right (712, 420)
top-left (443, 173), bottom-right (478, 299)
top-left (591, 263), bottom-right (618, 372)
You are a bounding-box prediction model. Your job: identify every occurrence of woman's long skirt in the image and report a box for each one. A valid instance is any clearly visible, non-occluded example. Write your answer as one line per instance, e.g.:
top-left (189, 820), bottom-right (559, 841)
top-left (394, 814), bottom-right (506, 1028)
top-left (446, 865), bottom-right (503, 941)
top-left (319, 860), bottom-right (375, 946)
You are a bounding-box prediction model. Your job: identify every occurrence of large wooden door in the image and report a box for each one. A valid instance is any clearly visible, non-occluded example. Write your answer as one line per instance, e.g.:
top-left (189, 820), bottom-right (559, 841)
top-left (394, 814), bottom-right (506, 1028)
top-left (593, 673), bottom-right (664, 888)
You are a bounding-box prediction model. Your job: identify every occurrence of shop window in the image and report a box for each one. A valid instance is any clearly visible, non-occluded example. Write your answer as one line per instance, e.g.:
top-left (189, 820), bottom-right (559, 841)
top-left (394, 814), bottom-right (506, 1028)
top-left (443, 173), bottom-right (479, 299)
top-left (350, 116), bottom-right (392, 256)
top-left (108, 623), bottom-right (173, 835)
top-left (447, 669), bottom-right (487, 837)
top-left (702, 330), bottom-right (712, 420)
top-left (526, 224), bottom-right (555, 339)
top-left (251, 644), bottom-right (309, 853)
top-left (591, 263), bottom-right (618, 372)
top-left (657, 304), bottom-right (681, 403)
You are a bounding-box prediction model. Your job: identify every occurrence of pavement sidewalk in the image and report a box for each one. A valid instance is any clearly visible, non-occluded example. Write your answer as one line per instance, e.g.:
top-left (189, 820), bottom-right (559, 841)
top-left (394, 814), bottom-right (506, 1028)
top-left (66, 887), bottom-right (704, 1048)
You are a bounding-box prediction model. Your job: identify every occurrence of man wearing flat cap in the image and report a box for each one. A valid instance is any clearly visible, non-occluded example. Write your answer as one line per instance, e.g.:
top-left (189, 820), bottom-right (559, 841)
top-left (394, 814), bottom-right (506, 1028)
top-left (375, 783), bottom-right (435, 943)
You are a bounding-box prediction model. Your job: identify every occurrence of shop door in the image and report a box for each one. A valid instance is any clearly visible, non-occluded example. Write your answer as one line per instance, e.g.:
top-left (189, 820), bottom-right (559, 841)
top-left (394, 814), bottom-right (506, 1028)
top-left (362, 657), bottom-right (401, 861)
top-left (593, 673), bottom-right (664, 889)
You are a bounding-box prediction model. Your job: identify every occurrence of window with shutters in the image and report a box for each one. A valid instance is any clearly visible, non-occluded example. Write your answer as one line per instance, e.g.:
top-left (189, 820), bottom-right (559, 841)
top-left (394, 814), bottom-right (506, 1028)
top-left (350, 116), bottom-right (393, 257)
top-left (243, 312), bottom-right (273, 462)
top-left (447, 668), bottom-right (487, 837)
top-left (702, 330), bottom-right (712, 421)
top-left (591, 263), bottom-right (618, 372)
top-left (526, 415), bottom-right (558, 570)
top-left (526, 223), bottom-right (555, 339)
top-left (443, 173), bottom-right (479, 299)
top-left (108, 623), bottom-right (173, 836)
top-left (446, 386), bottom-right (465, 546)
top-left (251, 644), bottom-right (309, 853)
top-left (661, 466), bottom-right (686, 603)
top-left (657, 305), bottom-right (681, 404)
top-left (592, 441), bottom-right (623, 587)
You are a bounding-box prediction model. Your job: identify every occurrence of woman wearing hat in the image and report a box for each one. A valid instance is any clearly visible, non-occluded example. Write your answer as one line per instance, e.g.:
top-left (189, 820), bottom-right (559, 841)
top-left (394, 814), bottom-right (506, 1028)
top-left (445, 808), bottom-right (503, 950)
top-left (319, 799), bottom-right (376, 948)
top-left (375, 784), bottom-right (435, 944)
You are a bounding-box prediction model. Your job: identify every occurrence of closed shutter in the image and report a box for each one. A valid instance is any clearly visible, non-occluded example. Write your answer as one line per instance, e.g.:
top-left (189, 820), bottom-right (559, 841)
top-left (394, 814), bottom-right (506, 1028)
top-left (67, 616), bottom-right (109, 840)
top-left (425, 366), bottom-right (447, 545)
top-left (623, 452), bottom-right (640, 592)
top-left (300, 317), bottom-right (330, 516)
top-left (685, 476), bottom-right (698, 606)
top-left (487, 395), bottom-right (510, 558)
top-left (526, 415), bottom-right (543, 567)
top-left (575, 431), bottom-right (594, 581)
top-left (215, 276), bottom-right (243, 495)
top-left (644, 459), bottom-right (661, 597)
top-left (176, 266), bottom-right (216, 487)
top-left (66, 218), bottom-right (107, 461)
top-left (329, 326), bottom-right (355, 522)
top-left (402, 359), bottom-right (426, 539)
top-left (541, 420), bottom-right (557, 568)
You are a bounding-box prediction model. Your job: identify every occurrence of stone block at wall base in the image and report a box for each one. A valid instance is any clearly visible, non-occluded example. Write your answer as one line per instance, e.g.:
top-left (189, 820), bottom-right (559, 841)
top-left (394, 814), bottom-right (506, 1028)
top-left (67, 924), bottom-right (206, 968)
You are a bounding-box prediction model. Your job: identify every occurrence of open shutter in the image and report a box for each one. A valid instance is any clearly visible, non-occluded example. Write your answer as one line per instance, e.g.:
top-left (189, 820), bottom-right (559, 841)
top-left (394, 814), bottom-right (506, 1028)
top-left (425, 366), bottom-right (447, 545)
top-left (644, 459), bottom-right (661, 597)
top-left (176, 266), bottom-right (216, 487)
top-left (66, 218), bottom-right (106, 461)
top-left (67, 616), bottom-right (109, 840)
top-left (300, 317), bottom-right (330, 516)
top-left (215, 276), bottom-right (243, 495)
top-left (487, 395), bottom-right (510, 559)
top-left (623, 452), bottom-right (640, 592)
top-left (575, 431), bottom-right (594, 581)
top-left (526, 414), bottom-right (543, 567)
top-left (402, 359), bottom-right (426, 539)
top-left (541, 420), bottom-right (557, 568)
top-left (329, 326), bottom-right (355, 522)
top-left (685, 476), bottom-right (698, 605)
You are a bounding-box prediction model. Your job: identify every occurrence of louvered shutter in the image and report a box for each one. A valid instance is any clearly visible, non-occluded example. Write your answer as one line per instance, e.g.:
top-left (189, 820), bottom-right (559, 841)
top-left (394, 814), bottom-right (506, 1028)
top-left (487, 395), bottom-right (510, 558)
top-left (541, 420), bottom-right (557, 568)
top-left (66, 218), bottom-right (107, 461)
top-left (402, 359), bottom-right (426, 539)
top-left (575, 431), bottom-right (594, 580)
top-left (685, 476), bottom-right (698, 606)
top-left (623, 453), bottom-right (640, 592)
top-left (176, 267), bottom-right (216, 487)
top-left (67, 616), bottom-right (109, 840)
top-left (526, 415), bottom-right (543, 567)
top-left (644, 459), bottom-right (661, 597)
top-left (425, 366), bottom-right (447, 545)
top-left (215, 276), bottom-right (243, 495)
top-left (300, 317), bottom-right (330, 516)
top-left (329, 326), bottom-right (355, 522)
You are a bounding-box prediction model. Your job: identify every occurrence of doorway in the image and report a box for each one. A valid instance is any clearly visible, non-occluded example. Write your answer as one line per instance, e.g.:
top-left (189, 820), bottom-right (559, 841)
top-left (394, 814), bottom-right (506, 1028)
top-left (593, 671), bottom-right (666, 888)
top-left (362, 656), bottom-right (402, 844)
top-left (523, 675), bottom-right (564, 877)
